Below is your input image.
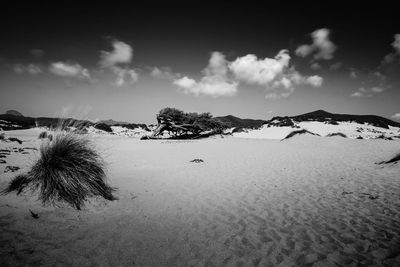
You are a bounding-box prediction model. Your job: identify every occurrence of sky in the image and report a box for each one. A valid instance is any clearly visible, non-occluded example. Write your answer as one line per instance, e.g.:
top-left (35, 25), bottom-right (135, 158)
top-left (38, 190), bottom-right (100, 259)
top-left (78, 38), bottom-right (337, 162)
top-left (0, 3), bottom-right (399, 124)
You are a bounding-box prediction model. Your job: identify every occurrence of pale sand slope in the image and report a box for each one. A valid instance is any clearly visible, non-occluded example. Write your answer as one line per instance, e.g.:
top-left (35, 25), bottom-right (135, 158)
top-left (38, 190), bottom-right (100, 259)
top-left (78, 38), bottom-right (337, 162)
top-left (233, 121), bottom-right (400, 140)
top-left (1, 131), bottom-right (400, 266)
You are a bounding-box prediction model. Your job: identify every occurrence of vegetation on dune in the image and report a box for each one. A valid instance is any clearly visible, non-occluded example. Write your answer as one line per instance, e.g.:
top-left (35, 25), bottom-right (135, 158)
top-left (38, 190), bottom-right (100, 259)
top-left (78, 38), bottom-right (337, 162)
top-left (326, 132), bottom-right (347, 138)
top-left (38, 131), bottom-right (48, 139)
top-left (94, 123), bottom-right (113, 133)
top-left (278, 109), bottom-right (400, 129)
top-left (214, 115), bottom-right (267, 129)
top-left (383, 152), bottom-right (400, 164)
top-left (148, 107), bottom-right (228, 139)
top-left (7, 137), bottom-right (23, 144)
top-left (2, 132), bottom-right (116, 209)
top-left (281, 129), bottom-right (319, 140)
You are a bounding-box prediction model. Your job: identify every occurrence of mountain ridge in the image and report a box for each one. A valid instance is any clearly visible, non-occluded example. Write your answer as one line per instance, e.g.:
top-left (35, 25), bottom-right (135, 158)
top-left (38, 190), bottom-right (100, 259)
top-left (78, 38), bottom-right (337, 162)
top-left (267, 110), bottom-right (400, 129)
top-left (1, 109), bottom-right (399, 131)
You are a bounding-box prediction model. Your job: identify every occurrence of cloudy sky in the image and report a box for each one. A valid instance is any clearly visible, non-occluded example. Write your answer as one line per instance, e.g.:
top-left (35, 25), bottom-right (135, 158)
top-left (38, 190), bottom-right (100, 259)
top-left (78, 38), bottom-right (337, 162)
top-left (0, 3), bottom-right (399, 123)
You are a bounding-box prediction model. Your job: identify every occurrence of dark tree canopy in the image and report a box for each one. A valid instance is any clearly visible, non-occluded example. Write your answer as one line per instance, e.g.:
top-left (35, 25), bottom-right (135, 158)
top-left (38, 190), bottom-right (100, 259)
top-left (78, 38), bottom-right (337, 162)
top-left (151, 107), bottom-right (226, 138)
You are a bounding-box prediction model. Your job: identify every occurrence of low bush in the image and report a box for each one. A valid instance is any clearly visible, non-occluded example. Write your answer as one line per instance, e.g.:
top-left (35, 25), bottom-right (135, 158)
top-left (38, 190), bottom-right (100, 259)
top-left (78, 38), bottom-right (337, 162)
top-left (2, 132), bottom-right (116, 209)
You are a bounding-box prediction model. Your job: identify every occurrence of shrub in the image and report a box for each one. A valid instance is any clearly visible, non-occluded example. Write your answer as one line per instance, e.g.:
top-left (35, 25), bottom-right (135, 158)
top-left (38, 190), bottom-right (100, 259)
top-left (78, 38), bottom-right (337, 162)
top-left (154, 107), bottom-right (226, 136)
top-left (94, 123), bottom-right (113, 133)
top-left (385, 153), bottom-right (400, 164)
top-left (2, 132), bottom-right (116, 209)
top-left (7, 137), bottom-right (23, 144)
top-left (326, 132), bottom-right (347, 138)
top-left (38, 131), bottom-right (47, 139)
top-left (282, 129), bottom-right (318, 140)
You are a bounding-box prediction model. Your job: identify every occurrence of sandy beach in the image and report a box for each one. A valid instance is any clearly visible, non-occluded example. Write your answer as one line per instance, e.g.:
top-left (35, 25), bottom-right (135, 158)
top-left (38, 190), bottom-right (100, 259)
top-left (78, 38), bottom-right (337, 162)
top-left (1, 131), bottom-right (399, 266)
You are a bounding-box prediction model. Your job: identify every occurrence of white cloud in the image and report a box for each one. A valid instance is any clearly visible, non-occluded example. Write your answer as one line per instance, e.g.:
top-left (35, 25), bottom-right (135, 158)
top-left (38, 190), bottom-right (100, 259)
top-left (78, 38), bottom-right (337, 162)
top-left (150, 67), bottom-right (179, 80)
top-left (371, 86), bottom-right (384, 93)
top-left (13, 64), bottom-right (25, 74)
top-left (173, 52), bottom-right (238, 97)
top-left (205, 51), bottom-right (229, 76)
top-left (310, 62), bottom-right (321, 70)
top-left (391, 113), bottom-right (400, 120)
top-left (392, 34), bottom-right (400, 53)
top-left (295, 45), bottom-right (314, 58)
top-left (174, 50), bottom-right (322, 99)
top-left (382, 34), bottom-right (400, 64)
top-left (296, 28), bottom-right (336, 60)
top-left (373, 71), bottom-right (386, 80)
top-left (112, 66), bottom-right (138, 87)
top-left (99, 39), bottom-right (138, 86)
top-left (265, 87), bottom-right (295, 100)
top-left (100, 40), bottom-right (133, 68)
top-left (349, 70), bottom-right (357, 79)
top-left (351, 91), bottom-right (363, 97)
top-left (382, 53), bottom-right (396, 64)
top-left (306, 75), bottom-right (323, 87)
top-left (13, 64), bottom-right (42, 75)
top-left (174, 76), bottom-right (238, 97)
top-left (49, 62), bottom-right (91, 80)
top-left (351, 86), bottom-right (385, 97)
top-left (229, 50), bottom-right (322, 98)
top-left (329, 62), bottom-right (342, 70)
top-left (174, 76), bottom-right (196, 89)
top-left (229, 50), bottom-right (291, 85)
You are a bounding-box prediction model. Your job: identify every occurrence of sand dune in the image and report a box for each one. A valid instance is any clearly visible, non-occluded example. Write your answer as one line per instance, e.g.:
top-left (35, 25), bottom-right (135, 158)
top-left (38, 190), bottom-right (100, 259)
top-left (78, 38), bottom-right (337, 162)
top-left (1, 131), bottom-right (400, 266)
top-left (233, 121), bottom-right (400, 140)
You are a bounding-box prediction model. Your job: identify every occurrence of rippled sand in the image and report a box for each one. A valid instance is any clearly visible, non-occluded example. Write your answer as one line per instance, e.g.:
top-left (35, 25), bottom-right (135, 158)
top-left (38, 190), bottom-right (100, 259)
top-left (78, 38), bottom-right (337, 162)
top-left (1, 132), bottom-right (400, 266)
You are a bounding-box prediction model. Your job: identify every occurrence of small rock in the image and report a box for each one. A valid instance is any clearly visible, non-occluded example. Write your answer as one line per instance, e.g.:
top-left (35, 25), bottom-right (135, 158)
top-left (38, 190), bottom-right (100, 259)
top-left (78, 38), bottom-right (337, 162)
top-left (29, 209), bottom-right (39, 219)
top-left (0, 160), bottom-right (6, 164)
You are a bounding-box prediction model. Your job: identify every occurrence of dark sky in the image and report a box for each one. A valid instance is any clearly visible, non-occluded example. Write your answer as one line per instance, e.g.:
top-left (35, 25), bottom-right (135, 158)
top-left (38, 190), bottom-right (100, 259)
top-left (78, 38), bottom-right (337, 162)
top-left (1, 3), bottom-right (399, 123)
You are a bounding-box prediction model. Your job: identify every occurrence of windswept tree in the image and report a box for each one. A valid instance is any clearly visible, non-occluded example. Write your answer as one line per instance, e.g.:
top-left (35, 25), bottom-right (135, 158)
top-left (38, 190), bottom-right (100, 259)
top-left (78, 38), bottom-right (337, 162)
top-left (151, 107), bottom-right (227, 138)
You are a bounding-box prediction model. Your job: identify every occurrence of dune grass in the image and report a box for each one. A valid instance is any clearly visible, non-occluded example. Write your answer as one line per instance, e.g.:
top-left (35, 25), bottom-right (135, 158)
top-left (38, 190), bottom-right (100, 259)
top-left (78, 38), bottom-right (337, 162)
top-left (326, 132), bottom-right (347, 138)
top-left (7, 137), bottom-right (23, 144)
top-left (38, 131), bottom-right (47, 139)
top-left (2, 132), bottom-right (116, 209)
top-left (281, 129), bottom-right (318, 141)
top-left (384, 152), bottom-right (400, 164)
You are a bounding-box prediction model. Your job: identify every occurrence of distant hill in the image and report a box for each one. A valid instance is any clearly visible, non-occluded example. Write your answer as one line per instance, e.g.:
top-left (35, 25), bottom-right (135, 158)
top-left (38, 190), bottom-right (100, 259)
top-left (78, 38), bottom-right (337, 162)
top-left (0, 114), bottom-right (35, 130)
top-left (0, 113), bottom-right (150, 132)
top-left (0, 114), bottom-right (94, 130)
top-left (1, 109), bottom-right (399, 134)
top-left (215, 115), bottom-right (267, 129)
top-left (5, 110), bottom-right (23, 116)
top-left (266, 110), bottom-right (400, 129)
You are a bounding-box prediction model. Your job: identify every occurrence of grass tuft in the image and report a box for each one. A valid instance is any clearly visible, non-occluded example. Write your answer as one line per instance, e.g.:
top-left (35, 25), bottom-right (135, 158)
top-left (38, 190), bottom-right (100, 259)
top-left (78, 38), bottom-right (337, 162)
top-left (384, 152), bottom-right (400, 164)
top-left (38, 131), bottom-right (47, 139)
top-left (2, 132), bottom-right (116, 209)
